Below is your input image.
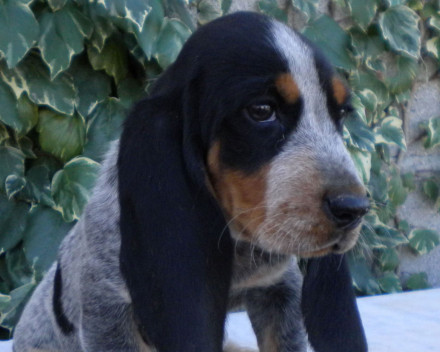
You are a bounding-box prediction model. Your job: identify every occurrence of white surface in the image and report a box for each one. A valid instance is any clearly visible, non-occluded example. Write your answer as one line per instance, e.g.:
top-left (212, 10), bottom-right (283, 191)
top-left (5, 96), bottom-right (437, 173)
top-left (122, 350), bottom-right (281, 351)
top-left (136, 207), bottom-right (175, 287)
top-left (5, 289), bottom-right (440, 352)
top-left (356, 288), bottom-right (440, 352)
top-left (225, 288), bottom-right (440, 352)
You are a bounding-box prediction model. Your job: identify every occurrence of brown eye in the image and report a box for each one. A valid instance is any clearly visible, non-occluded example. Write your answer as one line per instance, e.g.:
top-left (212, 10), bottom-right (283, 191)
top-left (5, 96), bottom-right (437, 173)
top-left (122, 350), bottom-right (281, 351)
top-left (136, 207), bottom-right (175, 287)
top-left (246, 104), bottom-right (276, 122)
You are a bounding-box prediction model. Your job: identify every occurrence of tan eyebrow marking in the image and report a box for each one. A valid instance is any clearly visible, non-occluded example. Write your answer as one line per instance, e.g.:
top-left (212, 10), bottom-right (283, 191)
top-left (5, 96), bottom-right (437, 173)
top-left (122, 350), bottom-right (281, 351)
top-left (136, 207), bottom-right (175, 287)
top-left (275, 73), bottom-right (300, 104)
top-left (332, 77), bottom-right (348, 105)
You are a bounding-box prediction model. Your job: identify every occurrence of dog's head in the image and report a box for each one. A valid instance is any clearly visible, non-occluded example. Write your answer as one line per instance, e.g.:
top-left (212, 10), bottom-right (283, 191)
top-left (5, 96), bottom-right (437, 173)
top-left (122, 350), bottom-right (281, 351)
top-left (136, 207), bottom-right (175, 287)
top-left (156, 12), bottom-right (369, 257)
top-left (118, 12), bottom-right (369, 349)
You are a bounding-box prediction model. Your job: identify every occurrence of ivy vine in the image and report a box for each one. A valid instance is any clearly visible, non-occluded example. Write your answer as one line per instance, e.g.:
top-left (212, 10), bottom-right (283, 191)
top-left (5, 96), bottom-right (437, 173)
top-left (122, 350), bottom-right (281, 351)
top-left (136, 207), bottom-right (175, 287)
top-left (0, 0), bottom-right (439, 336)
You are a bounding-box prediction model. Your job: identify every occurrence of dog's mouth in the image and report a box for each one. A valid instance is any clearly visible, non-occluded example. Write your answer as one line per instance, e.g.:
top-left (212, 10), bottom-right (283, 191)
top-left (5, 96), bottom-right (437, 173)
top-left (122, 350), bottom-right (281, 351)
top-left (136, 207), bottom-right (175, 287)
top-left (232, 216), bottom-right (364, 258)
top-left (299, 232), bottom-right (359, 258)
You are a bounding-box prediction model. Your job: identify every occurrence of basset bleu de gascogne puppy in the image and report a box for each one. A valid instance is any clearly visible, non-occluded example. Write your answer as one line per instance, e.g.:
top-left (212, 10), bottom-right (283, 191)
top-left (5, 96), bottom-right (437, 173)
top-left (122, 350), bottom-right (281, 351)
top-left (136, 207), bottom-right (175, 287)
top-left (14, 12), bottom-right (369, 352)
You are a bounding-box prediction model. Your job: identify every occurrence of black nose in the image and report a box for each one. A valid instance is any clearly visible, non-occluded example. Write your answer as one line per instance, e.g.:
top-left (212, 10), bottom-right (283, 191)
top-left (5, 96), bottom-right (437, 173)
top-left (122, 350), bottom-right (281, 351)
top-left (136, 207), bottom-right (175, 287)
top-left (324, 195), bottom-right (370, 229)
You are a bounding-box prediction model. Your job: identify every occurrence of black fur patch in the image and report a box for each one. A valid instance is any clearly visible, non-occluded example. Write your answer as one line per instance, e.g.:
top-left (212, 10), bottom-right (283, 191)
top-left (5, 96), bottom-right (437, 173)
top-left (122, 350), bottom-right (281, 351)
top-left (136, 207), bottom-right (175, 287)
top-left (302, 255), bottom-right (367, 352)
top-left (53, 263), bottom-right (75, 335)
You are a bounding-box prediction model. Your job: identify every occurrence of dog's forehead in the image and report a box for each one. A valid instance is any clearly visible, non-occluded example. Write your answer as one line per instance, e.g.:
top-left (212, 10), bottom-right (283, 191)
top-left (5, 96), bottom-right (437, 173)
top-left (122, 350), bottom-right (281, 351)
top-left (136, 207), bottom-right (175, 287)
top-left (270, 22), bottom-right (330, 117)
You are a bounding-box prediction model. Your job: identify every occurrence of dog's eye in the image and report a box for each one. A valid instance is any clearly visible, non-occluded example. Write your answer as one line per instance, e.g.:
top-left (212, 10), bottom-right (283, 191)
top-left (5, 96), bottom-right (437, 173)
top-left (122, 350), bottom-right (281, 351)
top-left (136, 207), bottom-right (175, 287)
top-left (339, 104), bottom-right (353, 118)
top-left (246, 104), bottom-right (276, 122)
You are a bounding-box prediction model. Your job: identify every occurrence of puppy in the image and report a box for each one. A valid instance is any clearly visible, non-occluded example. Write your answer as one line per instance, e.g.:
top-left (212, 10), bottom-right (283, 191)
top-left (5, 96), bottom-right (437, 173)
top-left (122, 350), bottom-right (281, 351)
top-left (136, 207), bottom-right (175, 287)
top-left (14, 12), bottom-right (369, 352)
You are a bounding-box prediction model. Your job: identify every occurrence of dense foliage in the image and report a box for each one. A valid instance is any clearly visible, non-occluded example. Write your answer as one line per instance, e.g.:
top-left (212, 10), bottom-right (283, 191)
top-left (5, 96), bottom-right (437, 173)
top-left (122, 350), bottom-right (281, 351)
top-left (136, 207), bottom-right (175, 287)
top-left (0, 0), bottom-right (439, 336)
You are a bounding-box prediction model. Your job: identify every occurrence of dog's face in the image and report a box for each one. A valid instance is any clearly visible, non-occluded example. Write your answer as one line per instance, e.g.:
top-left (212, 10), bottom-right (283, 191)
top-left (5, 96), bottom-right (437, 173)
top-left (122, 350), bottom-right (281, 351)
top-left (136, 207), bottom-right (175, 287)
top-left (182, 13), bottom-right (369, 257)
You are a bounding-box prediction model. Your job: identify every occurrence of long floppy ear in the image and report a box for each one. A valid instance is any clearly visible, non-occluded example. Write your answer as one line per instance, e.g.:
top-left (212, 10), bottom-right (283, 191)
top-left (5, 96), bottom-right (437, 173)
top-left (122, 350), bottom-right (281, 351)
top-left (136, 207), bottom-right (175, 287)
top-left (301, 254), bottom-right (368, 352)
top-left (117, 68), bottom-right (233, 351)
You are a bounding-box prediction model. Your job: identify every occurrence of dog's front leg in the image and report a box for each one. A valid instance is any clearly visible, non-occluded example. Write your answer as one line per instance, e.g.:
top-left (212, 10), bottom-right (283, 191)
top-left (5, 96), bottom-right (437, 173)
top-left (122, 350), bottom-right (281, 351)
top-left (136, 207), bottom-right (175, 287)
top-left (244, 265), bottom-right (307, 352)
top-left (78, 271), bottom-right (149, 352)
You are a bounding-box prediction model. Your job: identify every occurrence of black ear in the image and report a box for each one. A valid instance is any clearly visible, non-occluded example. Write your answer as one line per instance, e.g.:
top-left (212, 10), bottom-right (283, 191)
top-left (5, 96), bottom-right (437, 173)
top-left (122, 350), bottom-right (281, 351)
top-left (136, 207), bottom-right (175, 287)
top-left (117, 75), bottom-right (233, 351)
top-left (301, 254), bottom-right (368, 352)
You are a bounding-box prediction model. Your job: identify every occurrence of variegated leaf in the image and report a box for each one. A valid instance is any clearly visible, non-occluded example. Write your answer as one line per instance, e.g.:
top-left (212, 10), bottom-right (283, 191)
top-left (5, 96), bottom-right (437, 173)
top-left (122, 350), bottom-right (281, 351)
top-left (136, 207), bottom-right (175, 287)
top-left (97, 0), bottom-right (151, 31)
top-left (379, 5), bottom-right (421, 59)
top-left (37, 110), bottom-right (86, 162)
top-left (374, 116), bottom-right (407, 150)
top-left (38, 4), bottom-right (93, 79)
top-left (0, 0), bottom-right (38, 67)
top-left (51, 157), bottom-right (100, 222)
top-left (408, 229), bottom-right (440, 255)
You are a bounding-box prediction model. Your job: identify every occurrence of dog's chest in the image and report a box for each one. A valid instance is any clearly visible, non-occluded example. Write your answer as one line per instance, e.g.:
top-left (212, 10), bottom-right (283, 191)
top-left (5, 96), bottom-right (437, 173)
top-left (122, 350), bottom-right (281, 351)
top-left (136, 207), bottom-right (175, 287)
top-left (230, 240), bottom-right (292, 292)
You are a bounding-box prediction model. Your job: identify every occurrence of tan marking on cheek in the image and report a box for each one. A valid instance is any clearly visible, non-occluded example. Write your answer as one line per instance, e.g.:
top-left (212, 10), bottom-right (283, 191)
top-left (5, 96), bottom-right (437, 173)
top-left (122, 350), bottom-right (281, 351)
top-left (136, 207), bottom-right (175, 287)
top-left (220, 167), bottom-right (269, 238)
top-left (275, 73), bottom-right (300, 104)
top-left (207, 143), bottom-right (269, 239)
top-left (332, 76), bottom-right (348, 105)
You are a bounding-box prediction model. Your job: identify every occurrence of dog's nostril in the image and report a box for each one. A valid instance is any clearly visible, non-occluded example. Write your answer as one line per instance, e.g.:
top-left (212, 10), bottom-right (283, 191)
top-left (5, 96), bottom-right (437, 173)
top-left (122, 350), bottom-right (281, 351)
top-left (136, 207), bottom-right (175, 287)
top-left (324, 195), bottom-right (370, 229)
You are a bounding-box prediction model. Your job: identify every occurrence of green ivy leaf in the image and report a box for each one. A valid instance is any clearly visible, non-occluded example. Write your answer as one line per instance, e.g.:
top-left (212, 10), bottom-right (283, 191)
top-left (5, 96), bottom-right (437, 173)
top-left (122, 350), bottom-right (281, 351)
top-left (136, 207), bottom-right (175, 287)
top-left (347, 0), bottom-right (377, 31)
top-left (83, 98), bottom-right (128, 162)
top-left (47, 0), bottom-right (68, 11)
top-left (398, 219), bottom-right (410, 234)
top-left (221, 0), bottom-right (232, 14)
top-left (291, 0), bottom-right (318, 21)
top-left (5, 55), bottom-right (76, 115)
top-left (357, 90), bottom-right (378, 119)
top-left (377, 248), bottom-right (400, 271)
top-left (401, 172), bottom-right (416, 191)
top-left (408, 229), bottom-right (440, 255)
top-left (37, 110), bottom-right (86, 162)
top-left (388, 167), bottom-right (407, 207)
top-left (421, 116), bottom-right (440, 149)
top-left (51, 157), bottom-right (100, 222)
top-left (0, 80), bottom-right (19, 132)
top-left (384, 0), bottom-right (406, 6)
top-left (344, 114), bottom-right (376, 152)
top-left (0, 280), bottom-right (35, 331)
top-left (88, 38), bottom-right (129, 84)
top-left (426, 36), bottom-right (440, 59)
top-left (88, 12), bottom-right (117, 53)
top-left (369, 169), bottom-right (388, 205)
top-left (0, 146), bottom-right (25, 192)
top-left (423, 178), bottom-right (439, 202)
top-left (5, 175), bottom-right (26, 199)
top-left (361, 222), bottom-right (387, 249)
top-left (374, 116), bottom-right (407, 150)
top-left (198, 0), bottom-right (222, 25)
top-left (16, 95), bottom-right (38, 136)
top-left (0, 123), bottom-right (9, 144)
top-left (303, 15), bottom-right (354, 70)
top-left (0, 86), bottom-right (38, 136)
top-left (428, 16), bottom-right (440, 32)
top-left (351, 29), bottom-right (386, 62)
top-left (22, 206), bottom-right (73, 274)
top-left (38, 4), bottom-right (93, 79)
top-left (0, 0), bottom-right (39, 67)
top-left (348, 256), bottom-right (382, 295)
top-left (378, 271), bottom-right (402, 293)
top-left (19, 164), bottom-right (55, 207)
top-left (97, 0), bottom-right (151, 31)
top-left (69, 57), bottom-right (112, 119)
top-left (117, 77), bottom-right (146, 108)
top-left (349, 148), bottom-right (371, 184)
top-left (0, 194), bottom-right (28, 253)
top-left (0, 60), bottom-right (28, 99)
top-left (383, 56), bottom-right (418, 94)
top-left (258, 0), bottom-right (288, 23)
top-left (405, 272), bottom-right (430, 290)
top-left (155, 18), bottom-right (191, 69)
top-left (376, 223), bottom-right (409, 247)
top-left (12, 136), bottom-right (36, 159)
top-left (134, 0), bottom-right (165, 59)
top-left (379, 5), bottom-right (421, 59)
top-left (350, 70), bottom-right (390, 106)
